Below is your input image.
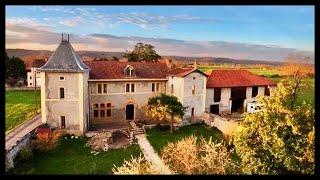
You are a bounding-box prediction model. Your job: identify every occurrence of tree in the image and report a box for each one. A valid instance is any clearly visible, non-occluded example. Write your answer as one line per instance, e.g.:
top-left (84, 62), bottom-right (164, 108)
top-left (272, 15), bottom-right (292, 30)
top-left (144, 94), bottom-right (186, 133)
top-left (5, 53), bottom-right (26, 86)
top-left (110, 56), bottom-right (119, 61)
top-left (233, 79), bottom-right (315, 174)
top-left (123, 43), bottom-right (161, 62)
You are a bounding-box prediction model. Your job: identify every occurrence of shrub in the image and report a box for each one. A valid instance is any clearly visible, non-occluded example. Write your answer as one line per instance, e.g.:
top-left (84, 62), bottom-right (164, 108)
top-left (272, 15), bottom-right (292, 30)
top-left (112, 154), bottom-right (161, 175)
top-left (31, 129), bottom-right (61, 152)
top-left (14, 147), bottom-right (33, 163)
top-left (161, 135), bottom-right (238, 174)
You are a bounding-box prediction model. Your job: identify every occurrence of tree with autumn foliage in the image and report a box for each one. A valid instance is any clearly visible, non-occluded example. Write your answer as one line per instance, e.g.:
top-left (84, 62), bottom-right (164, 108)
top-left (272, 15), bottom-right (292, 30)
top-left (233, 79), bottom-right (315, 174)
top-left (144, 94), bottom-right (186, 133)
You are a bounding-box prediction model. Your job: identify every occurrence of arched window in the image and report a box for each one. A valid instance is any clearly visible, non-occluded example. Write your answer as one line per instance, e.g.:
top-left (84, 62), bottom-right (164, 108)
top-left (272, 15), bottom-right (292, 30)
top-left (124, 65), bottom-right (135, 77)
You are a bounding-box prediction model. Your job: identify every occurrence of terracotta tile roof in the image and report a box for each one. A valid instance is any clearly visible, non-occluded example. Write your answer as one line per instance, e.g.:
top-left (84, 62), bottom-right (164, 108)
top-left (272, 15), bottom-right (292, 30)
top-left (31, 59), bottom-right (46, 68)
top-left (207, 70), bottom-right (276, 88)
top-left (83, 61), bottom-right (169, 79)
top-left (167, 68), bottom-right (208, 77)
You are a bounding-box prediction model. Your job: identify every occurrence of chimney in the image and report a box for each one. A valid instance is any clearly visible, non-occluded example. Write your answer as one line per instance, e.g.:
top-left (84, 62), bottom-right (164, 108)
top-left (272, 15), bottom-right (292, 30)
top-left (68, 34), bottom-right (69, 42)
top-left (193, 59), bottom-right (197, 69)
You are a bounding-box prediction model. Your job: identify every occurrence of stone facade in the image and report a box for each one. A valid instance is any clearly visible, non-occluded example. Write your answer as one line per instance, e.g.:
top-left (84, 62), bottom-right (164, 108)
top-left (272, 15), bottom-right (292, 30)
top-left (41, 72), bottom-right (89, 135)
top-left (88, 80), bottom-right (167, 126)
top-left (206, 85), bottom-right (275, 115)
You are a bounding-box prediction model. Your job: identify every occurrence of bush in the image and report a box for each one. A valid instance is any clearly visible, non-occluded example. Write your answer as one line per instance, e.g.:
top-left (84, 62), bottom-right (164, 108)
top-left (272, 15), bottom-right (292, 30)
top-left (112, 154), bottom-right (161, 175)
top-left (14, 147), bottom-right (33, 163)
top-left (161, 135), bottom-right (238, 174)
top-left (31, 129), bottom-right (61, 152)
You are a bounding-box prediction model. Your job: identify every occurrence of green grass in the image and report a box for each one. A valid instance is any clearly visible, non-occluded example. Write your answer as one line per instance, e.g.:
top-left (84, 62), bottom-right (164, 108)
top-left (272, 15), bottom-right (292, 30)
top-left (146, 123), bottom-right (224, 154)
top-left (6, 90), bottom-right (41, 132)
top-left (8, 137), bottom-right (142, 175)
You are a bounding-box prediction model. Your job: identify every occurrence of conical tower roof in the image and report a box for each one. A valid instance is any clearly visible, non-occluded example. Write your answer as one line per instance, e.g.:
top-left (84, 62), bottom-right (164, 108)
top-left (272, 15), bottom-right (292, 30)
top-left (39, 36), bottom-right (89, 72)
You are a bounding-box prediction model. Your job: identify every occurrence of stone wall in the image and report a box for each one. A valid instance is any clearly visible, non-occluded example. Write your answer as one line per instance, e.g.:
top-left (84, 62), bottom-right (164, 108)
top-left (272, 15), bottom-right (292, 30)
top-left (202, 112), bottom-right (238, 136)
top-left (5, 133), bottom-right (32, 172)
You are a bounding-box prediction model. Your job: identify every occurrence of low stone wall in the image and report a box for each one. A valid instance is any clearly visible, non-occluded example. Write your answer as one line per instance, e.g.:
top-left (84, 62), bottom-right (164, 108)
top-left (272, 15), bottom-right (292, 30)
top-left (5, 132), bottom-right (32, 172)
top-left (6, 86), bottom-right (40, 91)
top-left (202, 113), bottom-right (238, 136)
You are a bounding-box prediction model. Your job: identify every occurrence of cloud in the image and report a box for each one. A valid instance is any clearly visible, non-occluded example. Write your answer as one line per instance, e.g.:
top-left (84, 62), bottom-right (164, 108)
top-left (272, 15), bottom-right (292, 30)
top-left (5, 20), bottom-right (314, 62)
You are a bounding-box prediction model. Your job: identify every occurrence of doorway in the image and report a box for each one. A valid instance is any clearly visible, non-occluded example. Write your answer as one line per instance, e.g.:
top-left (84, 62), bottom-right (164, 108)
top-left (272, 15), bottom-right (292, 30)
top-left (231, 87), bottom-right (246, 113)
top-left (126, 104), bottom-right (134, 120)
top-left (210, 104), bottom-right (219, 114)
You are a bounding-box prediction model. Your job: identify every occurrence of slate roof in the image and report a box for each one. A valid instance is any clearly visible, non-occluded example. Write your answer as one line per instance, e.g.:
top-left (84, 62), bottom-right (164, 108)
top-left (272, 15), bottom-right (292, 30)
top-left (83, 61), bottom-right (169, 79)
top-left (207, 70), bottom-right (276, 88)
top-left (38, 40), bottom-right (89, 72)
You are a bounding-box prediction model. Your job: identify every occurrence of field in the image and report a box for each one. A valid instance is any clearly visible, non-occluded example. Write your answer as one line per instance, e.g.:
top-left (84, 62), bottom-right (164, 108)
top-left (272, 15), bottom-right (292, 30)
top-left (5, 90), bottom-right (40, 133)
top-left (8, 137), bottom-right (142, 175)
top-left (198, 65), bottom-right (314, 106)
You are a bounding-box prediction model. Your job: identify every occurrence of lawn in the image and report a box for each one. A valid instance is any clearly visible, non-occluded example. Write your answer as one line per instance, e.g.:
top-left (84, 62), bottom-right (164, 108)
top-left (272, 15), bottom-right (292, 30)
top-left (6, 90), bottom-right (41, 133)
top-left (146, 123), bottom-right (224, 154)
top-left (8, 136), bottom-right (142, 175)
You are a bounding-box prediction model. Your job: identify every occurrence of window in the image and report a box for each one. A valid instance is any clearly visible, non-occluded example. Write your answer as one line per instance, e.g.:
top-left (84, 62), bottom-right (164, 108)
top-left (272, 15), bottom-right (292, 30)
top-left (59, 76), bottom-right (65, 80)
top-left (93, 103), bottom-right (111, 118)
top-left (265, 86), bottom-right (270, 96)
top-left (252, 86), bottom-right (258, 97)
top-left (124, 65), bottom-right (135, 77)
top-left (98, 84), bottom-right (102, 94)
top-left (103, 84), bottom-right (107, 93)
top-left (214, 88), bottom-right (221, 102)
top-left (192, 85), bottom-right (195, 95)
top-left (94, 110), bottom-right (99, 117)
top-left (152, 83), bottom-right (160, 92)
top-left (60, 87), bottom-right (65, 99)
top-left (30, 76), bottom-right (32, 79)
top-left (193, 77), bottom-right (196, 80)
top-left (125, 83), bottom-right (135, 93)
top-left (100, 110), bottom-right (105, 117)
top-left (171, 84), bottom-right (174, 93)
top-left (30, 83), bottom-right (32, 86)
top-left (191, 108), bottom-right (195, 116)
top-left (152, 83), bottom-right (155, 92)
top-left (61, 116), bottom-right (65, 129)
top-left (107, 103), bottom-right (111, 117)
top-left (126, 83), bottom-right (130, 92)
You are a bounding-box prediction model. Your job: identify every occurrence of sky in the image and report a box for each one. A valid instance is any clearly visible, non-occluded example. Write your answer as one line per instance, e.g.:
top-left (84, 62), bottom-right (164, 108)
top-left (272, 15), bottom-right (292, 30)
top-left (5, 5), bottom-right (314, 61)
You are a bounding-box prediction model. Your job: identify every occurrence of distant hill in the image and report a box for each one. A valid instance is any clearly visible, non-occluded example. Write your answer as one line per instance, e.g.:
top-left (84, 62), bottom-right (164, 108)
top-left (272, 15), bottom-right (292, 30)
top-left (6, 49), bottom-right (287, 70)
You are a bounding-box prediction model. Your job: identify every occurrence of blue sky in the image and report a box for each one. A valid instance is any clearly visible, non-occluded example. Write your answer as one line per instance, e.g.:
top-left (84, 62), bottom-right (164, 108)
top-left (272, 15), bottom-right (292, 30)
top-left (5, 6), bottom-right (314, 61)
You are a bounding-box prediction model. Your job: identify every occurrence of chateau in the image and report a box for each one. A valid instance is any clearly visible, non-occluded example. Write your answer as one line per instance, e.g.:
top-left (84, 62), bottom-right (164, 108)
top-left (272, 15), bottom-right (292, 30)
top-left (38, 37), bottom-right (276, 135)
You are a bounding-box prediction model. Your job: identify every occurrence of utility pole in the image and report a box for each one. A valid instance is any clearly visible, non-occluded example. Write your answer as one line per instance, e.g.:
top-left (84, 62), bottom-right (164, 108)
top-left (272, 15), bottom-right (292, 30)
top-left (34, 68), bottom-right (37, 114)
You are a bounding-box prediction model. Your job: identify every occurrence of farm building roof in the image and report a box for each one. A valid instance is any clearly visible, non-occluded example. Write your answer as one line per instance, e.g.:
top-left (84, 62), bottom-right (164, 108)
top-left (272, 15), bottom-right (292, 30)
top-left (206, 70), bottom-right (276, 88)
top-left (38, 39), bottom-right (89, 72)
top-left (83, 61), bottom-right (169, 79)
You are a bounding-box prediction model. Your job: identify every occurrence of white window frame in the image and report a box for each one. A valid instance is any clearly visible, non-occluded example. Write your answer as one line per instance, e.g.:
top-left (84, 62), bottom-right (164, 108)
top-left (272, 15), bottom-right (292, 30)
top-left (125, 83), bottom-right (135, 93)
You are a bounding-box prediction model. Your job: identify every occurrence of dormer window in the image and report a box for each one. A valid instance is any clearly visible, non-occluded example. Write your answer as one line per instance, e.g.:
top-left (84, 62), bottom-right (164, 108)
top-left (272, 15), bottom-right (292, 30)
top-left (124, 65), bottom-right (135, 77)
